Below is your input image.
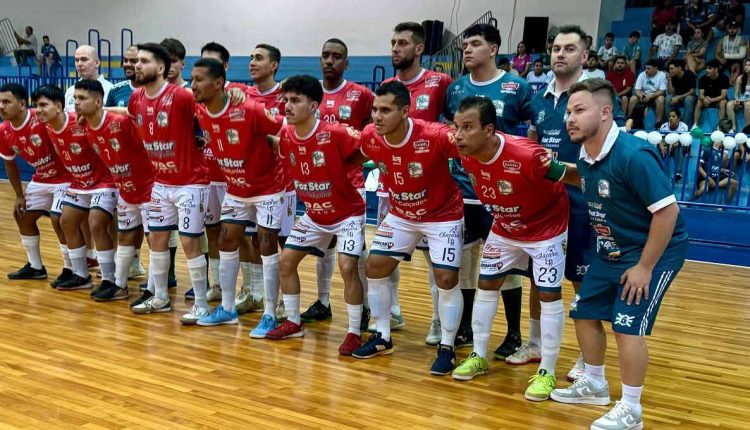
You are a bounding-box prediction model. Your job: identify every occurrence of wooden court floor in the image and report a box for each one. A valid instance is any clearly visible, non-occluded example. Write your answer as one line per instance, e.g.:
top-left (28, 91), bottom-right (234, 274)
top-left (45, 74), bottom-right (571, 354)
top-left (0, 183), bottom-right (747, 429)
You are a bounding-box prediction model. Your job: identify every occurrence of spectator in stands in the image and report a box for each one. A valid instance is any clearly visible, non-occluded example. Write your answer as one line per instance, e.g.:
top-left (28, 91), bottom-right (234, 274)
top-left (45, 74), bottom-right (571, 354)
top-left (666, 59), bottom-right (696, 126)
top-left (685, 27), bottom-right (708, 74)
top-left (726, 59), bottom-right (750, 131)
top-left (539, 35), bottom-right (554, 73)
top-left (712, 0), bottom-right (746, 40)
top-left (598, 32), bottom-right (618, 71)
top-left (498, 57), bottom-right (516, 75)
top-left (585, 52), bottom-right (606, 79)
top-left (684, 0), bottom-right (717, 43)
top-left (625, 102), bottom-right (648, 131)
top-left (696, 136), bottom-right (738, 202)
top-left (40, 36), bottom-right (61, 77)
top-left (606, 55), bottom-right (635, 114)
top-left (585, 35), bottom-right (594, 50)
top-left (694, 60), bottom-right (729, 128)
top-left (715, 21), bottom-right (746, 85)
top-left (511, 41), bottom-right (532, 77)
top-left (660, 109), bottom-right (690, 132)
top-left (13, 26), bottom-right (38, 68)
top-left (623, 31), bottom-right (642, 75)
top-left (526, 59), bottom-right (548, 94)
top-left (63, 45), bottom-right (113, 112)
top-left (652, 0), bottom-right (678, 43)
top-left (649, 21), bottom-right (682, 70)
top-left (630, 60), bottom-right (667, 125)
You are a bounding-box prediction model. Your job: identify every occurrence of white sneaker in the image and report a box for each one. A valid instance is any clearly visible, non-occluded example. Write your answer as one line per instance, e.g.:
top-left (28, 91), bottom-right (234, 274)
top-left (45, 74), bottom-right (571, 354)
top-left (505, 342), bottom-right (541, 365)
top-left (235, 287), bottom-right (264, 314)
top-left (128, 260), bottom-right (146, 280)
top-left (206, 285), bottom-right (222, 302)
top-left (567, 354), bottom-right (586, 382)
top-left (132, 296), bottom-right (172, 314)
top-left (366, 312), bottom-right (405, 332)
top-left (425, 319), bottom-right (441, 345)
top-left (590, 401), bottom-right (643, 430)
top-left (550, 375), bottom-right (611, 405)
top-left (180, 304), bottom-right (210, 325)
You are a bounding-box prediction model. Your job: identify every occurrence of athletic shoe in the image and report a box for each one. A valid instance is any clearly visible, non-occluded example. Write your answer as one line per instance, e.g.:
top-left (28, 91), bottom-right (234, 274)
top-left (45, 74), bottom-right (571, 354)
top-left (56, 274), bottom-right (93, 291)
top-left (300, 300), bottom-right (332, 322)
top-left (90, 279), bottom-right (112, 298)
top-left (50, 268), bottom-right (74, 288)
top-left (180, 304), bottom-right (210, 325)
top-left (590, 401), bottom-right (643, 430)
top-left (87, 257), bottom-right (99, 269)
top-left (524, 369), bottom-right (557, 401)
top-left (197, 305), bottom-right (239, 326)
top-left (184, 288), bottom-right (195, 299)
top-left (130, 290), bottom-right (153, 308)
top-left (338, 332), bottom-right (362, 356)
top-left (430, 344), bottom-right (456, 376)
top-left (249, 314), bottom-right (278, 339)
top-left (366, 312), bottom-right (405, 333)
top-left (360, 306), bottom-right (371, 332)
top-left (567, 354), bottom-right (586, 382)
top-left (505, 342), bottom-right (541, 365)
top-left (139, 278), bottom-right (177, 291)
top-left (206, 285), bottom-right (221, 302)
top-left (451, 352), bottom-right (489, 381)
top-left (128, 260), bottom-right (146, 279)
top-left (91, 282), bottom-right (129, 302)
top-left (352, 332), bottom-right (393, 359)
top-left (7, 262), bottom-right (47, 280)
top-left (493, 331), bottom-right (522, 360)
top-left (235, 288), bottom-right (264, 314)
top-left (550, 375), bottom-right (611, 405)
top-left (454, 324), bottom-right (473, 349)
top-left (266, 319), bottom-right (304, 340)
top-left (425, 319), bottom-right (441, 346)
top-left (131, 296), bottom-right (172, 314)
top-left (276, 301), bottom-right (287, 322)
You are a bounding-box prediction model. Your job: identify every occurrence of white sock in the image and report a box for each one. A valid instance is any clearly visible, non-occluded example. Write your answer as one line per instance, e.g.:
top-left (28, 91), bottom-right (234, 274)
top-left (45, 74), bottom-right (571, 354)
top-left (621, 383), bottom-right (643, 415)
top-left (20, 235), bottom-right (43, 269)
top-left (283, 293), bottom-right (301, 325)
top-left (219, 250), bottom-right (239, 311)
top-left (539, 299), bottom-right (564, 376)
top-left (130, 248), bottom-right (141, 271)
top-left (86, 247), bottom-right (97, 260)
top-left (529, 318), bottom-right (541, 347)
top-left (316, 248), bottom-right (335, 306)
top-left (429, 270), bottom-right (439, 321)
top-left (251, 263), bottom-right (264, 299)
top-left (240, 261), bottom-right (252, 290)
top-left (59, 244), bottom-right (72, 269)
top-left (98, 249), bottom-right (115, 282)
top-left (347, 303), bottom-right (362, 335)
top-left (187, 255), bottom-right (208, 308)
top-left (261, 253), bottom-right (280, 317)
top-left (209, 257), bottom-right (220, 287)
top-left (472, 289), bottom-right (499, 359)
top-left (585, 363), bottom-right (607, 388)
top-left (367, 276), bottom-right (392, 341)
top-left (115, 245), bottom-right (135, 288)
top-left (146, 268), bottom-right (155, 294)
top-left (150, 250), bottom-right (170, 300)
top-left (438, 283), bottom-right (463, 346)
top-left (358, 249), bottom-right (369, 307)
top-left (69, 246), bottom-right (88, 277)
top-left (390, 264), bottom-right (402, 315)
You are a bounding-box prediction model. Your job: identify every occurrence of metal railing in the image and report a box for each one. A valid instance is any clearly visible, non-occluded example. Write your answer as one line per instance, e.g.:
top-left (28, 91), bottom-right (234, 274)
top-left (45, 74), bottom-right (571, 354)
top-left (422, 11), bottom-right (497, 80)
top-left (120, 28), bottom-right (133, 62)
top-left (0, 18), bottom-right (18, 57)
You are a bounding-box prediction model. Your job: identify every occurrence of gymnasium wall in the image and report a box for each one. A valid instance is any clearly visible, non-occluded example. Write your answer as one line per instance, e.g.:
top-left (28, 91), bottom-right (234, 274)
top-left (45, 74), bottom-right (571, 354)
top-left (5, 0), bottom-right (602, 56)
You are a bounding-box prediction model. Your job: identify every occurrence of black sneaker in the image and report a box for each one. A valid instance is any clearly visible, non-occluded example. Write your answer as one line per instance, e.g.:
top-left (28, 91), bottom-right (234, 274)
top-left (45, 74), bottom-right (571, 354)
top-left (91, 280), bottom-right (129, 302)
top-left (454, 324), bottom-right (474, 349)
top-left (300, 300), bottom-right (332, 322)
top-left (430, 344), bottom-right (456, 376)
top-left (130, 289), bottom-right (154, 308)
top-left (50, 268), bottom-right (75, 288)
top-left (493, 331), bottom-right (522, 361)
top-left (139, 277), bottom-right (177, 291)
top-left (56, 274), bottom-right (93, 291)
top-left (360, 306), bottom-right (371, 332)
top-left (8, 262), bottom-right (47, 280)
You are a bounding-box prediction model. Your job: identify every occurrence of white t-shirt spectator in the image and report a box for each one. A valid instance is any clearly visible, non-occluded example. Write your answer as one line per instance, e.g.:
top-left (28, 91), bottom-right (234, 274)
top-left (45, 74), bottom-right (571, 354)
top-left (598, 45), bottom-right (618, 61)
top-left (635, 70), bottom-right (668, 94)
top-left (659, 121), bottom-right (689, 132)
top-left (20, 33), bottom-right (38, 54)
top-left (585, 68), bottom-right (606, 80)
top-left (653, 33), bottom-right (683, 59)
top-left (527, 72), bottom-right (548, 85)
top-left (64, 75), bottom-right (113, 112)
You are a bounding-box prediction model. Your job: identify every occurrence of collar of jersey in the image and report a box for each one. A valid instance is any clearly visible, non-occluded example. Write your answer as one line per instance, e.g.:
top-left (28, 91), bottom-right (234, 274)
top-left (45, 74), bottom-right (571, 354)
top-left (255, 82), bottom-right (280, 96)
top-left (579, 122), bottom-right (620, 165)
top-left (398, 68), bottom-right (425, 85)
top-left (544, 70), bottom-right (587, 99)
top-left (50, 112), bottom-right (70, 134)
top-left (89, 110), bottom-right (108, 131)
top-left (206, 98), bottom-right (231, 119)
top-left (322, 79), bottom-right (347, 94)
top-left (469, 70), bottom-right (505, 86)
top-left (384, 118), bottom-right (413, 148)
top-left (146, 82), bottom-right (168, 100)
top-left (479, 133), bottom-right (506, 164)
top-left (294, 119), bottom-right (320, 141)
top-left (11, 109), bottom-right (31, 131)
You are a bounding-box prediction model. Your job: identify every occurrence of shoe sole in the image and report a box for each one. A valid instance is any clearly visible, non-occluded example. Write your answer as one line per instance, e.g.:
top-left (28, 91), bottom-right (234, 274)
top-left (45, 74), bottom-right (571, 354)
top-left (267, 331), bottom-right (304, 340)
top-left (392, 323), bottom-right (405, 330)
top-left (8, 274), bottom-right (48, 280)
top-left (352, 348), bottom-right (394, 359)
top-left (591, 422), bottom-right (642, 430)
top-left (196, 319), bottom-right (239, 327)
top-left (93, 294), bottom-right (129, 302)
top-left (550, 392), bottom-right (611, 405)
top-left (452, 370), bottom-right (487, 381)
top-left (506, 357), bottom-right (542, 365)
top-left (132, 306), bottom-right (172, 315)
top-left (57, 283), bottom-right (93, 291)
top-left (249, 331), bottom-right (274, 339)
top-left (425, 338), bottom-right (440, 346)
top-left (430, 368), bottom-right (454, 376)
top-left (524, 393), bottom-right (551, 402)
top-left (180, 317), bottom-right (202, 325)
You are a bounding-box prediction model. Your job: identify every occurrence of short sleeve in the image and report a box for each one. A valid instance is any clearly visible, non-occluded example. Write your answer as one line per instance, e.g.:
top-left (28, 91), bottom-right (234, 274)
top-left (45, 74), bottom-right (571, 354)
top-left (277, 127), bottom-right (291, 160)
top-left (658, 74), bottom-right (668, 91)
top-left (356, 89), bottom-right (375, 129)
top-left (437, 125), bottom-right (459, 158)
top-left (0, 131), bottom-right (16, 160)
top-left (360, 126), bottom-right (377, 159)
top-left (250, 101), bottom-right (283, 136)
top-left (338, 126), bottom-right (362, 160)
top-left (627, 147), bottom-right (677, 213)
top-left (529, 145), bottom-right (552, 181)
top-left (635, 73), bottom-right (645, 90)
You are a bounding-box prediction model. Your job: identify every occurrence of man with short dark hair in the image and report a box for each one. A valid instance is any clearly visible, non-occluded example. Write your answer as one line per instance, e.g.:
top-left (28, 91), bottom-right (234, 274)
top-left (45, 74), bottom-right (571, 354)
top-left (160, 38), bottom-right (189, 88)
top-left (630, 60), bottom-right (667, 124)
top-left (586, 52), bottom-right (606, 79)
top-left (598, 32), bottom-right (618, 70)
top-left (606, 56), bottom-right (635, 115)
top-left (623, 31), bottom-right (642, 75)
top-left (715, 20), bottom-right (746, 85)
top-left (650, 21), bottom-right (682, 69)
top-left (527, 59), bottom-right (548, 93)
top-left (694, 60), bottom-right (729, 127)
top-left (666, 59), bottom-right (696, 126)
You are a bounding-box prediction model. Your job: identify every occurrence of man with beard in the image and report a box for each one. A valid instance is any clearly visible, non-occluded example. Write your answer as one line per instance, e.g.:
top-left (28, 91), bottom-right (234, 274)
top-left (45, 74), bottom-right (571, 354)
top-left (605, 56), bottom-right (635, 116)
top-left (106, 46), bottom-right (139, 108)
top-left (65, 45), bottom-right (113, 113)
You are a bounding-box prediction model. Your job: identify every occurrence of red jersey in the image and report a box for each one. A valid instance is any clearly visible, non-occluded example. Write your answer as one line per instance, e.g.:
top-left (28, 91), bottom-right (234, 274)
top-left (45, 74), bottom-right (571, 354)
top-left (361, 119), bottom-right (463, 222)
top-left (203, 146), bottom-right (226, 183)
top-left (0, 109), bottom-right (70, 184)
top-left (459, 133), bottom-right (569, 242)
top-left (382, 69), bottom-right (452, 122)
top-left (45, 112), bottom-right (115, 192)
top-left (226, 81), bottom-right (249, 92)
top-left (245, 82), bottom-right (285, 116)
top-left (128, 83), bottom-right (208, 186)
top-left (279, 120), bottom-right (366, 225)
top-left (84, 111), bottom-right (154, 204)
top-left (196, 99), bottom-right (285, 199)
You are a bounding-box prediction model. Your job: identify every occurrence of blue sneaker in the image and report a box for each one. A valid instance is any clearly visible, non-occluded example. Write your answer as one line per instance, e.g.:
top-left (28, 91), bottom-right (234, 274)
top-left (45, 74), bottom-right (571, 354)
top-left (184, 288), bottom-right (194, 299)
top-left (197, 305), bottom-right (239, 326)
top-left (249, 314), bottom-right (277, 339)
top-left (430, 344), bottom-right (456, 376)
top-left (352, 332), bottom-right (394, 359)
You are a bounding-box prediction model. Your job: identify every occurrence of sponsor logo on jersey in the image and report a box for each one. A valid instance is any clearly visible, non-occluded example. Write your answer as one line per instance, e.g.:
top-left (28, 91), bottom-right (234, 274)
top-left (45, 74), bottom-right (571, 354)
top-left (502, 160), bottom-right (521, 173)
top-left (415, 94), bottom-right (430, 110)
top-left (501, 82), bottom-right (520, 93)
top-left (226, 129), bottom-right (240, 145)
top-left (598, 179), bottom-right (610, 198)
top-left (481, 170), bottom-right (491, 180)
top-left (413, 139), bottom-right (430, 153)
top-left (156, 111), bottom-right (168, 127)
top-left (316, 131), bottom-right (331, 145)
top-left (372, 239), bottom-right (395, 249)
top-left (312, 150), bottom-right (325, 167)
top-left (375, 229), bottom-right (393, 238)
top-left (391, 189), bottom-right (427, 202)
top-left (137, 114), bottom-right (143, 126)
top-left (536, 110), bottom-right (545, 124)
top-left (297, 145), bottom-right (307, 155)
top-left (593, 223), bottom-right (611, 236)
top-left (482, 243), bottom-right (502, 258)
top-left (69, 143), bottom-right (82, 155)
top-left (497, 180), bottom-right (513, 195)
top-left (326, 99), bottom-right (335, 108)
top-left (450, 84), bottom-right (463, 96)
top-left (480, 261), bottom-right (503, 272)
top-left (392, 155), bottom-right (402, 165)
top-left (408, 162), bottom-right (423, 178)
top-left (346, 90), bottom-right (361, 101)
top-left (211, 124), bottom-right (220, 133)
top-left (493, 100), bottom-right (505, 117)
top-left (339, 105), bottom-right (352, 120)
top-left (229, 108), bottom-right (246, 122)
top-left (30, 134), bottom-right (43, 147)
top-left (425, 75), bottom-right (442, 87)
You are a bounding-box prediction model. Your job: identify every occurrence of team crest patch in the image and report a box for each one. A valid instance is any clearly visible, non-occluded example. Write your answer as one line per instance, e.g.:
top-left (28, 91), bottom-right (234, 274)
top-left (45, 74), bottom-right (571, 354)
top-left (92, 144), bottom-right (100, 155)
top-left (415, 94), bottom-right (430, 110)
top-left (312, 150), bottom-right (325, 167)
top-left (30, 134), bottom-right (43, 147)
top-left (137, 114), bottom-right (143, 126)
top-left (157, 111), bottom-right (168, 127)
top-left (580, 177), bottom-right (586, 193)
top-left (408, 162), bottom-right (423, 178)
top-left (226, 129), bottom-right (240, 144)
top-left (493, 100), bottom-right (505, 117)
top-left (598, 179), bottom-right (610, 198)
top-left (497, 180), bottom-right (513, 195)
top-left (69, 143), bottom-right (82, 155)
top-left (110, 138), bottom-right (121, 152)
top-left (537, 110), bottom-right (545, 124)
top-left (339, 105), bottom-right (352, 120)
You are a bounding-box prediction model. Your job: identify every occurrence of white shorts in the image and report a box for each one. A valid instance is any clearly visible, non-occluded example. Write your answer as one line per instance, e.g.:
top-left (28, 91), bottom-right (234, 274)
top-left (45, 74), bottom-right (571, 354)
top-left (377, 197), bottom-right (428, 250)
top-left (24, 181), bottom-right (69, 216)
top-left (279, 190), bottom-right (297, 237)
top-left (148, 183), bottom-right (208, 237)
top-left (117, 196), bottom-right (149, 233)
top-left (371, 213), bottom-right (463, 270)
top-left (62, 188), bottom-right (118, 216)
top-left (205, 183), bottom-right (227, 227)
top-left (221, 192), bottom-right (284, 230)
top-left (285, 213), bottom-right (365, 258)
top-left (479, 230), bottom-right (567, 293)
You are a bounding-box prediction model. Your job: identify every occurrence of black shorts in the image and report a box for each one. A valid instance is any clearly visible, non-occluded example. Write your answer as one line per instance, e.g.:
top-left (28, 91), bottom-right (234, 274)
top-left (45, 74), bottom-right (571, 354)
top-left (464, 204), bottom-right (493, 246)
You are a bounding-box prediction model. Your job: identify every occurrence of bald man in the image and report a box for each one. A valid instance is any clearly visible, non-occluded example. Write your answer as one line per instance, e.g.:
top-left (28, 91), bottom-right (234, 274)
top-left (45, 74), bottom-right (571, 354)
top-left (65, 45), bottom-right (113, 112)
